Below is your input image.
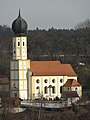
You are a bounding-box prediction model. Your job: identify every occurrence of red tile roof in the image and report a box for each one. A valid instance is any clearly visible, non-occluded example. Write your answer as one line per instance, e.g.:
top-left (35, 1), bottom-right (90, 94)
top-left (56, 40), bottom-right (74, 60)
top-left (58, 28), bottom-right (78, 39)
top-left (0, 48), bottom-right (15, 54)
top-left (30, 61), bottom-right (77, 76)
top-left (63, 79), bottom-right (81, 87)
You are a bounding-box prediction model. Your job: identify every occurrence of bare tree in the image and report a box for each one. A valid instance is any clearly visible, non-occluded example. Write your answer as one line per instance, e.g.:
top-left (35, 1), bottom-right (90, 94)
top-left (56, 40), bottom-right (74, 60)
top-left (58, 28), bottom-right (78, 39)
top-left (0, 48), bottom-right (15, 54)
top-left (75, 19), bottom-right (90, 29)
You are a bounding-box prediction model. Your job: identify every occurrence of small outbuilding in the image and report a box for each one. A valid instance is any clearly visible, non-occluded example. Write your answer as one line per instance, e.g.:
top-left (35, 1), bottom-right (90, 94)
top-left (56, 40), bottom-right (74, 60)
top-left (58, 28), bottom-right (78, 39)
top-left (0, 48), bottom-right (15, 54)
top-left (62, 79), bottom-right (82, 97)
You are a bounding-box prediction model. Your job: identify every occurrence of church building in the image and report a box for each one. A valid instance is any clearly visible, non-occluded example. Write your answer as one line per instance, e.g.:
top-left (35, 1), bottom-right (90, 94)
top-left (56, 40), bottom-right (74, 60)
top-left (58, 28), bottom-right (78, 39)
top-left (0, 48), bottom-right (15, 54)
top-left (10, 11), bottom-right (82, 100)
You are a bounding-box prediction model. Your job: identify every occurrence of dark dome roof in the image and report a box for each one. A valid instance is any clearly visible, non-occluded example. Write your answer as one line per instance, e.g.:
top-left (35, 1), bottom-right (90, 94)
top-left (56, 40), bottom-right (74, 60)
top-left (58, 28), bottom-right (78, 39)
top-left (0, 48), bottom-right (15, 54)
top-left (12, 10), bottom-right (28, 36)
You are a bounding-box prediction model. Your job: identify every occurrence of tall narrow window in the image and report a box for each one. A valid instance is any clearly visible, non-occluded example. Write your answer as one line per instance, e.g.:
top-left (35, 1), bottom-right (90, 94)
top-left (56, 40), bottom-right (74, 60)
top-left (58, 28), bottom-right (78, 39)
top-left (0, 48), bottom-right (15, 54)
top-left (44, 86), bottom-right (48, 94)
top-left (36, 86), bottom-right (40, 94)
top-left (23, 42), bottom-right (24, 46)
top-left (52, 79), bottom-right (55, 83)
top-left (60, 79), bottom-right (63, 83)
top-left (18, 42), bottom-right (20, 46)
top-left (52, 86), bottom-right (55, 94)
top-left (60, 86), bottom-right (62, 93)
top-left (44, 79), bottom-right (48, 83)
top-left (36, 79), bottom-right (40, 83)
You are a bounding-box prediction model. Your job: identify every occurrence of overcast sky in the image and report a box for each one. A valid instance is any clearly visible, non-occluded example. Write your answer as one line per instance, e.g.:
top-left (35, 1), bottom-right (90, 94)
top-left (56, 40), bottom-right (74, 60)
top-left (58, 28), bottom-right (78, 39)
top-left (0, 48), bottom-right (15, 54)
top-left (0, 0), bottom-right (90, 30)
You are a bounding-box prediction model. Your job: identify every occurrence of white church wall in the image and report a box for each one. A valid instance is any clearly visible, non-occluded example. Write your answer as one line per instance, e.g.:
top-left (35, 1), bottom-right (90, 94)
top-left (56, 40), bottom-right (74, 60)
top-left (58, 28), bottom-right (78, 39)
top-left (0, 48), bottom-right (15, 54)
top-left (19, 91), bottom-right (27, 99)
top-left (19, 81), bottom-right (23, 90)
top-left (17, 49), bottom-right (20, 57)
top-left (23, 80), bottom-right (27, 90)
top-left (31, 76), bottom-right (68, 100)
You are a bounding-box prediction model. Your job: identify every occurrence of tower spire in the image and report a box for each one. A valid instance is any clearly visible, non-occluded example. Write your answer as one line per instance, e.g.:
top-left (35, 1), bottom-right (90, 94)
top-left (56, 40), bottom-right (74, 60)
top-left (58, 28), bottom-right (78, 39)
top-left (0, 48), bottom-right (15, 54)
top-left (19, 9), bottom-right (21, 17)
top-left (12, 9), bottom-right (27, 36)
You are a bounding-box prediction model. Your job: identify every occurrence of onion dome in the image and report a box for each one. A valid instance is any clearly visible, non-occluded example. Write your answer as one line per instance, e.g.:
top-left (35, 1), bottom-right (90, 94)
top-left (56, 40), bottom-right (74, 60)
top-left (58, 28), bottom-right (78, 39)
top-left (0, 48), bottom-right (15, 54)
top-left (12, 10), bottom-right (28, 36)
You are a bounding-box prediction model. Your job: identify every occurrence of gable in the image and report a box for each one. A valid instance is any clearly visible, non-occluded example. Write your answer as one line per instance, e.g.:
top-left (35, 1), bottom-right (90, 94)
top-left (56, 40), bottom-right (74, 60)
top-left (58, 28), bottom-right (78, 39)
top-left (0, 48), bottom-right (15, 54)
top-left (63, 79), bottom-right (81, 87)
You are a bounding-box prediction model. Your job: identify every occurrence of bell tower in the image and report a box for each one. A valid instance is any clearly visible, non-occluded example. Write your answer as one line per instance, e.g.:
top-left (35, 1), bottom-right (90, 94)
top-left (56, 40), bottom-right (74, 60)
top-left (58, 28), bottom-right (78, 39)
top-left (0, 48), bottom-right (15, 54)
top-left (10, 10), bottom-right (30, 99)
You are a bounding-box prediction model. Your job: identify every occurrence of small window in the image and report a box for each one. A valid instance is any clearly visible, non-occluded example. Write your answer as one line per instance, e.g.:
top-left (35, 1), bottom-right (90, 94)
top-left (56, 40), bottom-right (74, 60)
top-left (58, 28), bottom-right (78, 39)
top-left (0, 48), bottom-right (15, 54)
top-left (75, 88), bottom-right (77, 90)
top-left (36, 79), bottom-right (40, 83)
top-left (44, 79), bottom-right (48, 83)
top-left (52, 86), bottom-right (55, 94)
top-left (60, 86), bottom-right (62, 93)
top-left (52, 79), bottom-right (55, 83)
top-left (23, 42), bottom-right (24, 46)
top-left (36, 86), bottom-right (40, 94)
top-left (14, 51), bottom-right (16, 54)
top-left (60, 79), bottom-right (63, 83)
top-left (18, 42), bottom-right (20, 46)
top-left (44, 86), bottom-right (48, 94)
top-left (36, 86), bottom-right (39, 89)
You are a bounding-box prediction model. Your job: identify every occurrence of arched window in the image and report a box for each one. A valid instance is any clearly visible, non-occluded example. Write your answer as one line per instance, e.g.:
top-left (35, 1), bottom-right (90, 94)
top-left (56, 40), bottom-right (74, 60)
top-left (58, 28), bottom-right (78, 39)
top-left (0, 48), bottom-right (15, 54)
top-left (36, 86), bottom-right (40, 94)
top-left (60, 86), bottom-right (62, 93)
top-left (75, 87), bottom-right (77, 90)
top-left (36, 79), bottom-right (40, 83)
top-left (44, 79), bottom-right (48, 83)
top-left (36, 86), bottom-right (39, 89)
top-left (44, 86), bottom-right (48, 94)
top-left (52, 79), bottom-right (55, 83)
top-left (68, 88), bottom-right (70, 90)
top-left (18, 42), bottom-right (20, 46)
top-left (52, 86), bottom-right (55, 94)
top-left (23, 42), bottom-right (24, 46)
top-left (60, 79), bottom-right (63, 83)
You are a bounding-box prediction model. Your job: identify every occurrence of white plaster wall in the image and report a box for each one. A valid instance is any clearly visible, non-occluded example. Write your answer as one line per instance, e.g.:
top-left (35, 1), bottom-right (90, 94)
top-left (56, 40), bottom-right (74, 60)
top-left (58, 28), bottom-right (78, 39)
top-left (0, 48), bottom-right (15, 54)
top-left (19, 61), bottom-right (22, 69)
top-left (19, 71), bottom-right (23, 79)
top-left (32, 76), bottom-right (66, 100)
top-left (19, 81), bottom-right (23, 90)
top-left (68, 76), bottom-right (77, 81)
top-left (23, 61), bottom-right (26, 69)
top-left (24, 71), bottom-right (27, 79)
top-left (19, 91), bottom-right (27, 99)
top-left (23, 80), bottom-right (27, 90)
top-left (17, 49), bottom-right (20, 56)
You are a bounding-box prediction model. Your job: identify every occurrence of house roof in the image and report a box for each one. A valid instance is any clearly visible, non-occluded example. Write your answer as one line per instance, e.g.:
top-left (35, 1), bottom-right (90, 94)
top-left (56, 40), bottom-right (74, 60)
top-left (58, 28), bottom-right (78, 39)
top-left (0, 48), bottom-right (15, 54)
top-left (61, 91), bottom-right (79, 98)
top-left (63, 79), bottom-right (81, 87)
top-left (30, 61), bottom-right (77, 76)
